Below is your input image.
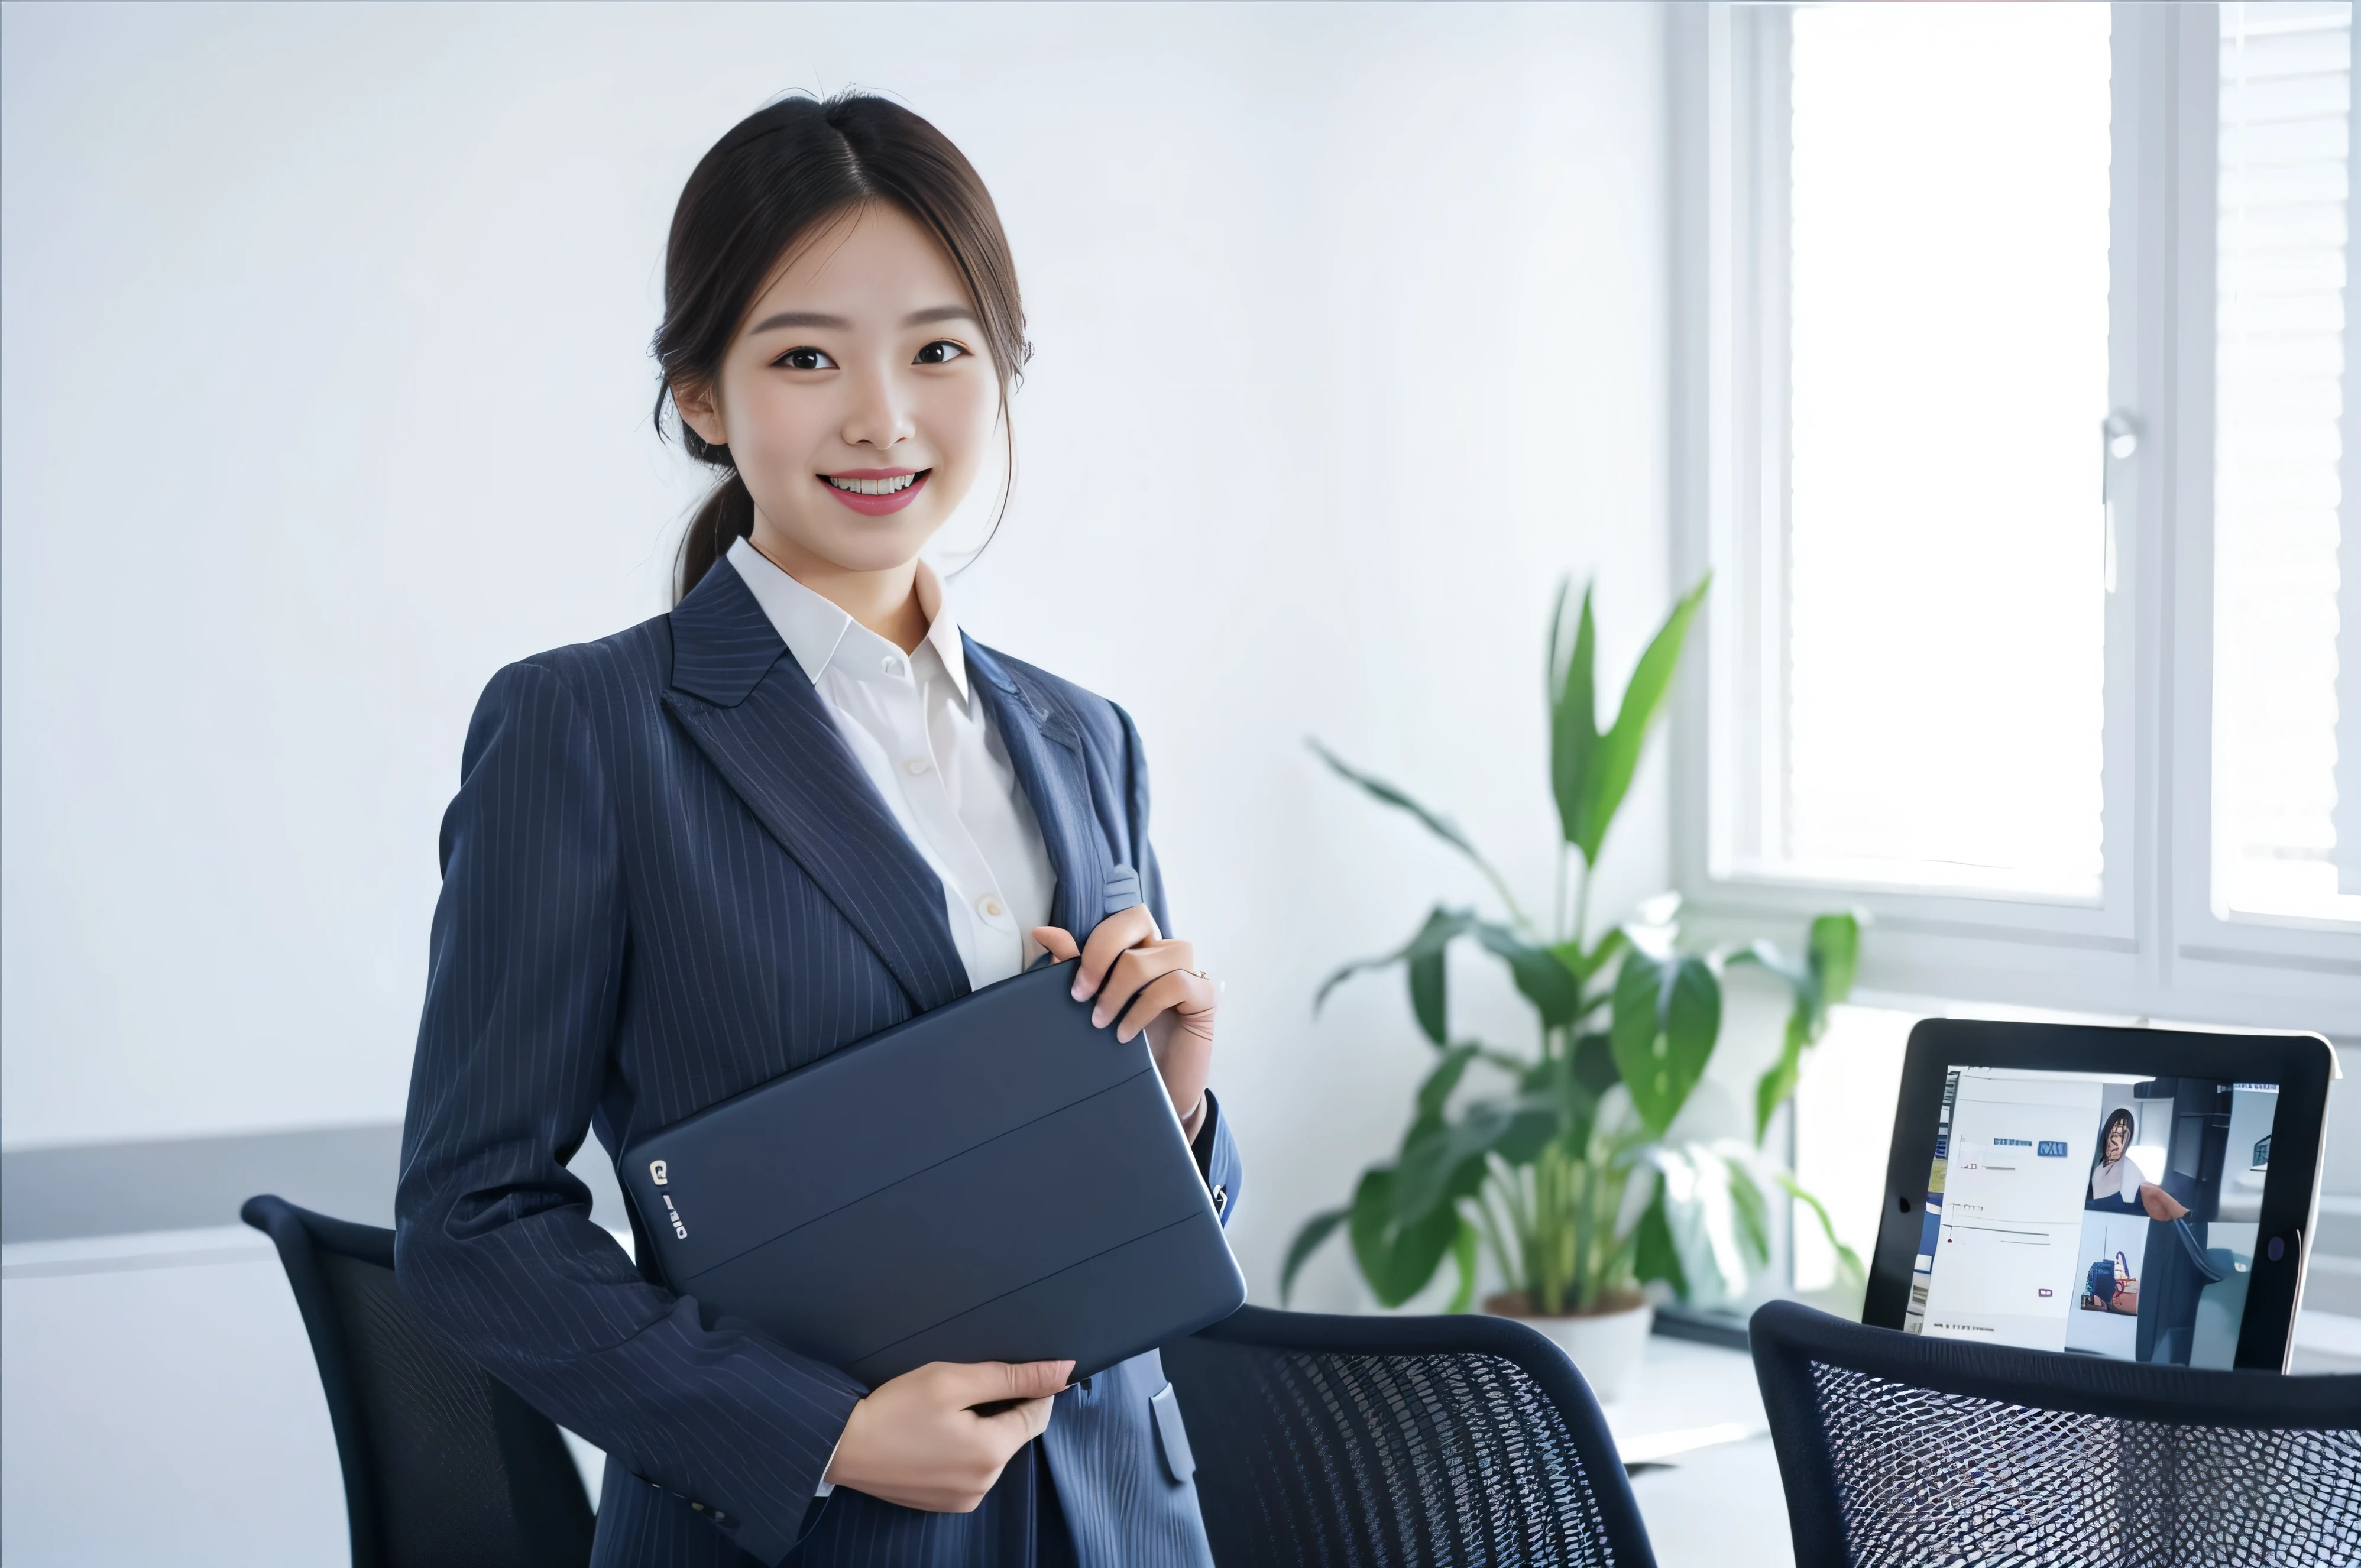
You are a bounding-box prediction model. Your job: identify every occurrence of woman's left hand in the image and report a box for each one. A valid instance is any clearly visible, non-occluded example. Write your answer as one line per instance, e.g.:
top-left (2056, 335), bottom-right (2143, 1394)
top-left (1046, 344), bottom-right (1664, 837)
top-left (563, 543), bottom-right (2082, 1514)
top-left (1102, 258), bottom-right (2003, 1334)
top-left (1032, 908), bottom-right (1216, 1140)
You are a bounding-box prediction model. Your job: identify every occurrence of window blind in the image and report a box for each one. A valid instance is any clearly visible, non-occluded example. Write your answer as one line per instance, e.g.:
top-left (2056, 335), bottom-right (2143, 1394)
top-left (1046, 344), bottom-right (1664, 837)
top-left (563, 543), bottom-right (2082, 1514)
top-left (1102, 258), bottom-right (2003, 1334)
top-left (2216, 0), bottom-right (2361, 923)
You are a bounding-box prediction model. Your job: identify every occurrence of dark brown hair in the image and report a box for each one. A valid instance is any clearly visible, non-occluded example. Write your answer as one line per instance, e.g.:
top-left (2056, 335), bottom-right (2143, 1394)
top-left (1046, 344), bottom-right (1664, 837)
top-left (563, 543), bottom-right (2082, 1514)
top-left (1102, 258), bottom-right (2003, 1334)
top-left (652, 92), bottom-right (1028, 600)
top-left (2094, 1106), bottom-right (2137, 1171)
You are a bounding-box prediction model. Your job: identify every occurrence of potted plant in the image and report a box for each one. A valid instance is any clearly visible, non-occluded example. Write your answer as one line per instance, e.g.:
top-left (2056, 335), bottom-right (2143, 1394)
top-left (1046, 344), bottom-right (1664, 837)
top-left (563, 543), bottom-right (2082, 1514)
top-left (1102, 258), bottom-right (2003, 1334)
top-left (1283, 575), bottom-right (1863, 1399)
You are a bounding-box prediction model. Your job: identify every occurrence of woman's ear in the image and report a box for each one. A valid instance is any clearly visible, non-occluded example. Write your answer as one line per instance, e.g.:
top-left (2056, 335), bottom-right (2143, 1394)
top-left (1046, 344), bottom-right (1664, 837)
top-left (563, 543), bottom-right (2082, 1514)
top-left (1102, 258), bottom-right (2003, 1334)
top-left (672, 378), bottom-right (727, 448)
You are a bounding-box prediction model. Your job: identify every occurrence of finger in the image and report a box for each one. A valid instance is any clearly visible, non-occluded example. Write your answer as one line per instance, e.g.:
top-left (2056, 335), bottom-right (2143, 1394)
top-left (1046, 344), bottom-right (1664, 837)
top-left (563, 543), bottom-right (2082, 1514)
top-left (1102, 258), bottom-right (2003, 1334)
top-left (1090, 941), bottom-right (1192, 1029)
top-left (1110, 968), bottom-right (1209, 1044)
top-left (992, 1358), bottom-right (1075, 1405)
top-left (929, 1359), bottom-right (1073, 1409)
top-left (1073, 907), bottom-right (1160, 1001)
top-left (1031, 926), bottom-right (1080, 963)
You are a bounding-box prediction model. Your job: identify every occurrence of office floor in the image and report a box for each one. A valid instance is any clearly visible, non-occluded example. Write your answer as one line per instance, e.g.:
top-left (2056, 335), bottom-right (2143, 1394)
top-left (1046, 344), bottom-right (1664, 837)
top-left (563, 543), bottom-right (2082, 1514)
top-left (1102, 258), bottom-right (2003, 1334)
top-left (6, 1224), bottom-right (2352, 1566)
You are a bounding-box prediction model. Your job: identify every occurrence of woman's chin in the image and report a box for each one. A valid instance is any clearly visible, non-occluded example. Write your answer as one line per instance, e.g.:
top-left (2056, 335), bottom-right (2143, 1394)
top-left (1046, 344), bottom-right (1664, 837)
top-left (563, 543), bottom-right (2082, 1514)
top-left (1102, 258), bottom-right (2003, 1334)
top-left (757, 511), bottom-right (947, 576)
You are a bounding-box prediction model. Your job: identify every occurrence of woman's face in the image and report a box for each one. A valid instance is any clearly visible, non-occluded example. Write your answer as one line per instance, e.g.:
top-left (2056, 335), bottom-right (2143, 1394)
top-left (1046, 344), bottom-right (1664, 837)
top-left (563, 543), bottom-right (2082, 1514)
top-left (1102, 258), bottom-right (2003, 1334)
top-left (676, 203), bottom-right (999, 574)
top-left (2106, 1120), bottom-right (2129, 1162)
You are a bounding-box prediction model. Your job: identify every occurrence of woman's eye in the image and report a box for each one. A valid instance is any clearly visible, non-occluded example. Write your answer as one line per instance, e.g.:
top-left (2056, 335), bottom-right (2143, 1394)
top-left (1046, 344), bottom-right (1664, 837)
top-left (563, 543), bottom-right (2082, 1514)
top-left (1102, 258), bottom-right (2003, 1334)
top-left (778, 346), bottom-right (835, 371)
top-left (913, 339), bottom-right (969, 365)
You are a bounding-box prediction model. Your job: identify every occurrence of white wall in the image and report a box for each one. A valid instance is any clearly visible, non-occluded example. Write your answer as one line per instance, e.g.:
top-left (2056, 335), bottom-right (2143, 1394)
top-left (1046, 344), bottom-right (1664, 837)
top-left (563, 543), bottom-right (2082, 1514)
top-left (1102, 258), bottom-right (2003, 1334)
top-left (1, 1), bottom-right (1671, 1302)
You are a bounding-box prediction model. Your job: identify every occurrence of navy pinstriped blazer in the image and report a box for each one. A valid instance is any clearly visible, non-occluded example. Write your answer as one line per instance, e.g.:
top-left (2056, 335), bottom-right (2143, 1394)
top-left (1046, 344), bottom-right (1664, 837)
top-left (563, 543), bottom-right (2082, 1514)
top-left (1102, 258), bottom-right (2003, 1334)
top-left (394, 561), bottom-right (1240, 1568)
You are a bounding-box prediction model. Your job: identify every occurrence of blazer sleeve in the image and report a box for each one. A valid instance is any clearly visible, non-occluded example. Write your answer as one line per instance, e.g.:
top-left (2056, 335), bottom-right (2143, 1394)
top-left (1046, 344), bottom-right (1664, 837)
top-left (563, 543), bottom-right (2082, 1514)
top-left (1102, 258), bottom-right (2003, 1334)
top-left (1115, 701), bottom-right (1243, 1227)
top-left (394, 659), bottom-right (863, 1566)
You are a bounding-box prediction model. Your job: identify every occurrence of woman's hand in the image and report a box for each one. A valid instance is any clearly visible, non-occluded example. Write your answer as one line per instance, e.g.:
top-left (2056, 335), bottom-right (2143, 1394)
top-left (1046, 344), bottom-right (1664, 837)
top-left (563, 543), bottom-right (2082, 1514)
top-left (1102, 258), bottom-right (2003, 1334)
top-left (2139, 1182), bottom-right (2190, 1222)
top-left (821, 1358), bottom-right (1071, 1512)
top-left (1033, 908), bottom-right (1216, 1140)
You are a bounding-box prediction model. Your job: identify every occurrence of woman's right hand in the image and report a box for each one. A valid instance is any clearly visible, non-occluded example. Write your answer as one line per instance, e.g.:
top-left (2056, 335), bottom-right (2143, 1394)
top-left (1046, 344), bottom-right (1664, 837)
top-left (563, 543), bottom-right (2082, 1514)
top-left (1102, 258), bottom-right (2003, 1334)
top-left (820, 1358), bottom-right (1072, 1512)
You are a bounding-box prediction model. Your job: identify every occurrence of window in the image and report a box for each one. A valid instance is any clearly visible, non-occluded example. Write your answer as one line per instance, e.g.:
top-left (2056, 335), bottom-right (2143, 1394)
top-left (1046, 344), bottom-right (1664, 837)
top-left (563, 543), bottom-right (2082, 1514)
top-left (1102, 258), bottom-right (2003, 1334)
top-left (1672, 2), bottom-right (2361, 1035)
top-left (1785, 4), bottom-right (2112, 898)
top-left (2214, 1), bottom-right (2361, 926)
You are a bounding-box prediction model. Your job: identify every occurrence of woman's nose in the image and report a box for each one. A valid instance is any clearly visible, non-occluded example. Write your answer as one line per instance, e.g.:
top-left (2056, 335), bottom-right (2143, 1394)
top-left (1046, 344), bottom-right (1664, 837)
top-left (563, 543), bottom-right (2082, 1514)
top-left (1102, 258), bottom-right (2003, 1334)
top-left (840, 365), bottom-right (915, 450)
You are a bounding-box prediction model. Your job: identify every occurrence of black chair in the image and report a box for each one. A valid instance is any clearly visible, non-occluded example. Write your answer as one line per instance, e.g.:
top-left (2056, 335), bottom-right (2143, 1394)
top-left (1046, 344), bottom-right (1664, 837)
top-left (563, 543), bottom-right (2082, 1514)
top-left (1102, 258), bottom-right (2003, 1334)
top-left (1160, 1303), bottom-right (1657, 1567)
top-left (1749, 1297), bottom-right (2361, 1567)
top-left (241, 1194), bottom-right (596, 1568)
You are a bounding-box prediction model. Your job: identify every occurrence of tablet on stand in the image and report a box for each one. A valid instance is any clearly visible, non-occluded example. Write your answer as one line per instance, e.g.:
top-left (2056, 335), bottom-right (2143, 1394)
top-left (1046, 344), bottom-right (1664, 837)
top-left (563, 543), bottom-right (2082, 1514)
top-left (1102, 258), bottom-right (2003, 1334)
top-left (1864, 1020), bottom-right (2337, 1372)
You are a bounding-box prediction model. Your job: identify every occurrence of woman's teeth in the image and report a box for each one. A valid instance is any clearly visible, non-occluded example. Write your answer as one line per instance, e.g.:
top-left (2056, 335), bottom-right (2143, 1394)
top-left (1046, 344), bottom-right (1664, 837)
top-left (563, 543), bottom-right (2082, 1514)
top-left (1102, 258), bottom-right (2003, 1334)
top-left (824, 473), bottom-right (920, 496)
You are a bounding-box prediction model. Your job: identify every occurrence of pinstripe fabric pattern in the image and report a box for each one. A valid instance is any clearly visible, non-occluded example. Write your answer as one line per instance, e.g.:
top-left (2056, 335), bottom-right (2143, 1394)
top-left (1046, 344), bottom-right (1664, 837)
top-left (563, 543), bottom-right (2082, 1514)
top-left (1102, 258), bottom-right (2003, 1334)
top-left (397, 563), bottom-right (1237, 1568)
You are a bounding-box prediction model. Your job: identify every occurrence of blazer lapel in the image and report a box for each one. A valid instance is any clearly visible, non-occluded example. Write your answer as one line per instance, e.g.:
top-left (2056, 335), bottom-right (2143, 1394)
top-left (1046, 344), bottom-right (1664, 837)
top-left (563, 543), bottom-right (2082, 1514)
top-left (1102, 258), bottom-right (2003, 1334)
top-left (663, 565), bottom-right (968, 1014)
top-left (964, 638), bottom-right (1120, 941)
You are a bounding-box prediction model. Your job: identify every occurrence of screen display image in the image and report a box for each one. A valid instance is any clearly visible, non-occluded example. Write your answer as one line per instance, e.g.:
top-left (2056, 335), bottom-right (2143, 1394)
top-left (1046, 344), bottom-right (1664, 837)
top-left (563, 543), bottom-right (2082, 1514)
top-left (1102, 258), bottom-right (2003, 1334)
top-left (1900, 1066), bottom-right (2280, 1367)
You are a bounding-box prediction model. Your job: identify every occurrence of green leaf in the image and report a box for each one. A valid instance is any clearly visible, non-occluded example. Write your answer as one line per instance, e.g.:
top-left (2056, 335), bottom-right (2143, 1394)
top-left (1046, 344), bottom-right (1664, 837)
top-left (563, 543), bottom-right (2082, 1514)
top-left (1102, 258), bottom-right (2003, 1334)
top-left (1739, 911), bottom-right (1861, 1141)
top-left (1309, 739), bottom-right (1486, 873)
top-left (1447, 1216), bottom-right (1481, 1313)
top-left (1569, 575), bottom-right (1711, 865)
top-left (1350, 1166), bottom-right (1461, 1307)
top-left (1779, 1171), bottom-right (1866, 1292)
top-left (1633, 1183), bottom-right (1688, 1296)
top-left (1570, 1031), bottom-right (1622, 1097)
top-left (1313, 906), bottom-right (1474, 1042)
top-left (1726, 1156), bottom-right (1772, 1269)
top-left (1314, 908), bottom-right (1589, 1042)
top-left (1610, 949), bottom-right (1721, 1135)
top-left (1310, 742), bottom-right (1530, 927)
top-left (1281, 1207), bottom-right (1349, 1305)
top-left (1489, 1090), bottom-right (1565, 1167)
top-left (1408, 950), bottom-right (1447, 1045)
top-left (1473, 922), bottom-right (1584, 1028)
top-left (1558, 926), bottom-right (1629, 985)
top-left (1414, 1044), bottom-right (1481, 1129)
top-left (1394, 1096), bottom-right (1527, 1221)
top-left (1550, 582), bottom-right (1601, 854)
top-left (1753, 1008), bottom-right (1811, 1143)
top-left (1807, 912), bottom-right (1861, 1007)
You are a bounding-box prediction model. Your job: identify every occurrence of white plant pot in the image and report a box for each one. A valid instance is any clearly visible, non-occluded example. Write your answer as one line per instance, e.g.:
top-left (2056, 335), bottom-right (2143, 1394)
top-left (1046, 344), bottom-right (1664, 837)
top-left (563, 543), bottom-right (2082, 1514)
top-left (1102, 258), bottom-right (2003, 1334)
top-left (1491, 1297), bottom-right (1655, 1403)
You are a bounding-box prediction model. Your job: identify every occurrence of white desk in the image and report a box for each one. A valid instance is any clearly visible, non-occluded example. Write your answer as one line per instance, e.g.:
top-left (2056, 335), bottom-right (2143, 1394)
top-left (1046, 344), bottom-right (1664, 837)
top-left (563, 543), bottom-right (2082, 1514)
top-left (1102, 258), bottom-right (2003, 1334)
top-left (1599, 1333), bottom-right (1794, 1568)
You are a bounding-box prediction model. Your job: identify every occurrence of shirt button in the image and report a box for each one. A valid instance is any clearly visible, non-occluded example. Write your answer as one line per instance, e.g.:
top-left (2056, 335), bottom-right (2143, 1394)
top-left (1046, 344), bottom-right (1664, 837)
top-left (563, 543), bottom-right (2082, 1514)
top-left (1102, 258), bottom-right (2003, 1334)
top-left (904, 758), bottom-right (929, 776)
top-left (979, 895), bottom-right (1005, 920)
top-left (881, 653), bottom-right (904, 676)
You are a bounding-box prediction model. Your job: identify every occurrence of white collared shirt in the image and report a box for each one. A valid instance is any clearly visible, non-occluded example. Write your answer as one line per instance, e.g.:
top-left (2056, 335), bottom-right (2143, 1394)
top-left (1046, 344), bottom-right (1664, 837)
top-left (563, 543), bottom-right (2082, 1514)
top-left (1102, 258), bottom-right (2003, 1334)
top-left (726, 536), bottom-right (1057, 993)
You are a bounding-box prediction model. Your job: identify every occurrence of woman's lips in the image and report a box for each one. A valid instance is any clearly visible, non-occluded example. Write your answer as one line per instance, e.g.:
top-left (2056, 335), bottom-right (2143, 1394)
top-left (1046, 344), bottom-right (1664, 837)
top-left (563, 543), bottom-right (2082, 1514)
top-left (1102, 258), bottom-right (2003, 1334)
top-left (819, 468), bottom-right (929, 516)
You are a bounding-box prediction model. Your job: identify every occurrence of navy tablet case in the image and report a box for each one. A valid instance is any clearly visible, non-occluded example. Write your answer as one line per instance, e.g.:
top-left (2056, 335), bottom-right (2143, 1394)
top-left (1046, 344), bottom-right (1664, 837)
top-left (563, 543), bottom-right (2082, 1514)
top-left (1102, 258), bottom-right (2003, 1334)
top-left (620, 960), bottom-right (1245, 1386)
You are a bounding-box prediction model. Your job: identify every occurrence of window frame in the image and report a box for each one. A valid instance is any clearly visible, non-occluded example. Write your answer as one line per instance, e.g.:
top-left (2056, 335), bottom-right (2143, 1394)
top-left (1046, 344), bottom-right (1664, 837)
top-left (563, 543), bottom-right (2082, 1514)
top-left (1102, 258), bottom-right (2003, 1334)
top-left (1669, 1), bottom-right (2361, 1036)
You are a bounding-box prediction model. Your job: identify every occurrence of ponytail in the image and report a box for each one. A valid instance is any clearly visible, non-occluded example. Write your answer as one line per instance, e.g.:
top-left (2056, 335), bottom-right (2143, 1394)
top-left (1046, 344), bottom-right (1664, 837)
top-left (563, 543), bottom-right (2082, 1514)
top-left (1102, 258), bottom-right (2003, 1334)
top-left (675, 469), bottom-right (756, 600)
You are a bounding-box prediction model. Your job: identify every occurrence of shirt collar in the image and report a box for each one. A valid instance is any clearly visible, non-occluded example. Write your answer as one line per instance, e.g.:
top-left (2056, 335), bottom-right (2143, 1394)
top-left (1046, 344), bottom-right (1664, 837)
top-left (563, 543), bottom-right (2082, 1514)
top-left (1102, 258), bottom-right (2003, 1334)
top-left (726, 535), bottom-right (970, 701)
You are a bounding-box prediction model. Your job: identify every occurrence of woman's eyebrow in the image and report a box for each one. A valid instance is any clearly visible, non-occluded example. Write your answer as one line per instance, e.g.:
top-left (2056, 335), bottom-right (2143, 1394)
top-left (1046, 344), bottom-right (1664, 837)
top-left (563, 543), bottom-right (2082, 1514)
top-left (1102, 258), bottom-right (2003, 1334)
top-left (903, 304), bottom-right (976, 327)
top-left (749, 310), bottom-right (851, 333)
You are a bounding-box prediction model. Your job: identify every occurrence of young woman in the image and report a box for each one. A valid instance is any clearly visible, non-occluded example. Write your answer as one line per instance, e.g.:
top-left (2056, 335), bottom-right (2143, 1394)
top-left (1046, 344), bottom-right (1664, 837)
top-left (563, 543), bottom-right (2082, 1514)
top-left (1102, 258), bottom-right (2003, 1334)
top-left (2088, 1107), bottom-right (2145, 1210)
top-left (396, 93), bottom-right (1239, 1568)
top-left (2087, 1103), bottom-right (2187, 1222)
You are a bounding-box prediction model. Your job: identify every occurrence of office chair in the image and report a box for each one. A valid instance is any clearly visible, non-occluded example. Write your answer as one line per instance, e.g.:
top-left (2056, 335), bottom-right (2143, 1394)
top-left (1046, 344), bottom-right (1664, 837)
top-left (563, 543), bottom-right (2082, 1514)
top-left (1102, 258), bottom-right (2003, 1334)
top-left (1160, 1303), bottom-right (1657, 1567)
top-left (241, 1194), bottom-right (595, 1568)
top-left (1748, 1298), bottom-right (2361, 1567)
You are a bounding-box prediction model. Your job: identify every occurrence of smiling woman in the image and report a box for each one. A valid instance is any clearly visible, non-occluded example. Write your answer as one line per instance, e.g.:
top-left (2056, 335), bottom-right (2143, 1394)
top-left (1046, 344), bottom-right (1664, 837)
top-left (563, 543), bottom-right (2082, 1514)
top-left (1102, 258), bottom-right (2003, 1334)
top-left (393, 91), bottom-right (1236, 1568)
top-left (653, 95), bottom-right (1030, 615)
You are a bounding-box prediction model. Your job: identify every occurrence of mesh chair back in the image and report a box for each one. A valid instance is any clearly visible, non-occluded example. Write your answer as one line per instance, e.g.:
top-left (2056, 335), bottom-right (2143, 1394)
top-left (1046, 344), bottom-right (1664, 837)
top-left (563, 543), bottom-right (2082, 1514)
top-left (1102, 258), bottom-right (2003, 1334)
top-left (1749, 1298), bottom-right (2361, 1567)
top-left (1161, 1303), bottom-right (1656, 1567)
top-left (242, 1194), bottom-right (595, 1568)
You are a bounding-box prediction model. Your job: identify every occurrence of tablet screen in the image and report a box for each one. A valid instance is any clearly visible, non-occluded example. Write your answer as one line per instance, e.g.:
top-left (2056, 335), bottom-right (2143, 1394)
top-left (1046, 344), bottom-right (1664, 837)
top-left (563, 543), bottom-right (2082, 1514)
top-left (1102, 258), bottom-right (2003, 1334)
top-left (1899, 1065), bottom-right (2281, 1367)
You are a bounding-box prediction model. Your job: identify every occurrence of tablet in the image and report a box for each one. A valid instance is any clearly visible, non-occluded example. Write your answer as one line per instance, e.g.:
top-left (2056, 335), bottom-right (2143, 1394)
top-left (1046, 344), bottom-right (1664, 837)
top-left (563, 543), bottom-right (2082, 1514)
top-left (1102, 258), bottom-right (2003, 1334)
top-left (1864, 1020), bottom-right (2337, 1371)
top-left (620, 959), bottom-right (1245, 1387)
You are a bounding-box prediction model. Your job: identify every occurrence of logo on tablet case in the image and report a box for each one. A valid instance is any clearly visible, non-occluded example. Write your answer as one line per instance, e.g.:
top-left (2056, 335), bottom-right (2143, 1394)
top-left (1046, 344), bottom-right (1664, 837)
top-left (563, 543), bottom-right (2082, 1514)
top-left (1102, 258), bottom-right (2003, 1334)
top-left (649, 1159), bottom-right (668, 1186)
